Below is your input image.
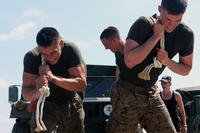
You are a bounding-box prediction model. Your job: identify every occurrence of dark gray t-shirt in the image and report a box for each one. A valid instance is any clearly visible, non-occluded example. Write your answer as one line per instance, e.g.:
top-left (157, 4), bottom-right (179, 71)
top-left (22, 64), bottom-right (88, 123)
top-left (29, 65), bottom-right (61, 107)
top-left (120, 16), bottom-right (194, 87)
top-left (23, 41), bottom-right (84, 103)
top-left (115, 52), bottom-right (124, 73)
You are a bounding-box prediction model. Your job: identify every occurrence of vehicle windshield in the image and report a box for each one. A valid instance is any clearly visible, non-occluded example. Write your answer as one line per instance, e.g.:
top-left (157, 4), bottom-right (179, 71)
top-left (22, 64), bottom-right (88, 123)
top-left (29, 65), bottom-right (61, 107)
top-left (85, 65), bottom-right (116, 97)
top-left (85, 76), bottom-right (115, 97)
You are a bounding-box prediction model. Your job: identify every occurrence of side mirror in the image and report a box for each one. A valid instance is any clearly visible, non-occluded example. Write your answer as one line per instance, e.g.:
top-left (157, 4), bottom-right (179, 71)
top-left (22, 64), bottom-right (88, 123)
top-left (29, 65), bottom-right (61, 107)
top-left (8, 85), bottom-right (20, 104)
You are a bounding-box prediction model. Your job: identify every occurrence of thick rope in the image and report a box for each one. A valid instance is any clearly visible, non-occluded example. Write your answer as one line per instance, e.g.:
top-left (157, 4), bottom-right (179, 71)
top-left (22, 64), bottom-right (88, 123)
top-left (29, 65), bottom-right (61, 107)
top-left (138, 17), bottom-right (165, 80)
top-left (35, 57), bottom-right (50, 132)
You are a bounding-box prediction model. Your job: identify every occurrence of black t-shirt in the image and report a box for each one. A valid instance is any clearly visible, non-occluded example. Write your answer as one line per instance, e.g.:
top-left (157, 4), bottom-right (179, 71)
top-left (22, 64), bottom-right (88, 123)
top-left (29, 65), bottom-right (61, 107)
top-left (23, 41), bottom-right (84, 103)
top-left (115, 52), bottom-right (124, 73)
top-left (120, 16), bottom-right (194, 87)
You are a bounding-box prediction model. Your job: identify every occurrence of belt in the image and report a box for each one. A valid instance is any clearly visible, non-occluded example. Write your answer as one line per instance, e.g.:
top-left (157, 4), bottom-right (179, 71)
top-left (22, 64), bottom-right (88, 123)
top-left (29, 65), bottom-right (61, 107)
top-left (117, 79), bottom-right (157, 98)
top-left (118, 79), bottom-right (147, 94)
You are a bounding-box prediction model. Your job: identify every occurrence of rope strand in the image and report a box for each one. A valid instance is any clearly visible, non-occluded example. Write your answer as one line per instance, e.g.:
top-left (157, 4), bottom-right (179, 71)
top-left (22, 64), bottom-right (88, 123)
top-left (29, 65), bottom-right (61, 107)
top-left (35, 57), bottom-right (50, 132)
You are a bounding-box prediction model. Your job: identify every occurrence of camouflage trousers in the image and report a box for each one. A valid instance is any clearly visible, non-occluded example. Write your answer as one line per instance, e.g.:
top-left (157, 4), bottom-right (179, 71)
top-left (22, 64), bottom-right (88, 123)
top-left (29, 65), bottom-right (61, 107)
top-left (30, 93), bottom-right (85, 133)
top-left (108, 79), bottom-right (177, 133)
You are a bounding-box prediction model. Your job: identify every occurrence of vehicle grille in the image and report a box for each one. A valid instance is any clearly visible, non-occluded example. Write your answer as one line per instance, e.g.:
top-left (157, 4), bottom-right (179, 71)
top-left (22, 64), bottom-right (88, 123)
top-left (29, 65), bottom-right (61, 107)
top-left (84, 102), bottom-right (109, 117)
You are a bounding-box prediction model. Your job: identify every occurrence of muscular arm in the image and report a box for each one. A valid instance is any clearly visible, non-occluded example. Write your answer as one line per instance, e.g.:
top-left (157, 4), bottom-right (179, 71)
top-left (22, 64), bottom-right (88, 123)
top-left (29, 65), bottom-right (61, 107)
top-left (49, 64), bottom-right (86, 92)
top-left (168, 54), bottom-right (192, 75)
top-left (124, 35), bottom-right (161, 68)
top-left (159, 52), bottom-right (193, 75)
top-left (115, 66), bottom-right (120, 80)
top-left (22, 72), bottom-right (40, 101)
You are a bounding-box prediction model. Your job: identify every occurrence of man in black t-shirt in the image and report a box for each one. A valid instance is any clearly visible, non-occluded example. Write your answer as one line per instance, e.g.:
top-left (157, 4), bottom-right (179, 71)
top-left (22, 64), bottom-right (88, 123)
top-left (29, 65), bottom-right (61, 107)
top-left (22, 27), bottom-right (86, 133)
top-left (100, 26), bottom-right (125, 79)
top-left (100, 26), bottom-right (144, 133)
top-left (109, 0), bottom-right (194, 133)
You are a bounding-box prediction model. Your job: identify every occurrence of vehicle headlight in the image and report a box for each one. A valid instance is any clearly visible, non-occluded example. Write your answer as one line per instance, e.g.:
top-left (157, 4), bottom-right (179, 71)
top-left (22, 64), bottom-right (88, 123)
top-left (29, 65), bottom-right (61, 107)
top-left (103, 104), bottom-right (112, 116)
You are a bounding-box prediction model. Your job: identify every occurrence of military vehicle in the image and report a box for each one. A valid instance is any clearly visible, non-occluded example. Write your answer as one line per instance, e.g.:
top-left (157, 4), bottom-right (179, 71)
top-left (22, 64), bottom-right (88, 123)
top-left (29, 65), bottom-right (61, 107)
top-left (83, 65), bottom-right (116, 133)
top-left (176, 86), bottom-right (200, 133)
top-left (8, 64), bottom-right (116, 133)
top-left (9, 85), bottom-right (32, 133)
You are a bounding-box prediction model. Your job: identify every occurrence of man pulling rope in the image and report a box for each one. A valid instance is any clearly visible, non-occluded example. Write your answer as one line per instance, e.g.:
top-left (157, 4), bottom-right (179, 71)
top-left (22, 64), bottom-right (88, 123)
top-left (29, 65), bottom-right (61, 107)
top-left (22, 27), bottom-right (86, 133)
